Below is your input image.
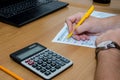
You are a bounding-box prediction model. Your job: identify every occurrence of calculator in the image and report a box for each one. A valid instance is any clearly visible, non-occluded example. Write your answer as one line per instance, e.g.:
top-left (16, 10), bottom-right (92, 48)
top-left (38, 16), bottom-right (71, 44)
top-left (10, 43), bottom-right (73, 80)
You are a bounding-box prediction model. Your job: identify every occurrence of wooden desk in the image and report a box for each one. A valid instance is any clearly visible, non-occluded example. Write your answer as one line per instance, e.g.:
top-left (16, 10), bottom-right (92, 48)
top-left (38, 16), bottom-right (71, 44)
top-left (62, 0), bottom-right (120, 14)
top-left (0, 0), bottom-right (120, 80)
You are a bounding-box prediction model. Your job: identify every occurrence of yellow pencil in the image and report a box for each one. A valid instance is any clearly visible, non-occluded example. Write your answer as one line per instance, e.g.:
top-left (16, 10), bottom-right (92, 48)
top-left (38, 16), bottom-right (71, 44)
top-left (67, 5), bottom-right (95, 38)
top-left (0, 65), bottom-right (23, 80)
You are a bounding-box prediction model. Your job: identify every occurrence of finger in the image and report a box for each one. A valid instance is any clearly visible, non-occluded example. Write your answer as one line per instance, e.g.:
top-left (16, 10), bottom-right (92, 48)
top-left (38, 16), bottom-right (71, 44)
top-left (72, 35), bottom-right (81, 41)
top-left (66, 13), bottom-right (83, 33)
top-left (72, 34), bottom-right (90, 41)
top-left (66, 17), bottom-right (76, 32)
top-left (80, 34), bottom-right (90, 40)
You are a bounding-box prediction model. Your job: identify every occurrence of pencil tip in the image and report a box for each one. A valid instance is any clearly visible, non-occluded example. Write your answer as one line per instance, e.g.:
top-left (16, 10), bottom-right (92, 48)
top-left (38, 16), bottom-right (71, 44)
top-left (67, 33), bottom-right (73, 38)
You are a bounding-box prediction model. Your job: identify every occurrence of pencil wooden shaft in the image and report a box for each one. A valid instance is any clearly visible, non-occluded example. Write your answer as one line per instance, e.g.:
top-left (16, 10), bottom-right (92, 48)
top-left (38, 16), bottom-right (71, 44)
top-left (0, 66), bottom-right (23, 80)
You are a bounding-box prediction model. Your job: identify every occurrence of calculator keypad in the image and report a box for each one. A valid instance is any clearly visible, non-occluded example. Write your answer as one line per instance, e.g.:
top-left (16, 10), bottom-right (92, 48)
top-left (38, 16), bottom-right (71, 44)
top-left (21, 49), bottom-right (73, 79)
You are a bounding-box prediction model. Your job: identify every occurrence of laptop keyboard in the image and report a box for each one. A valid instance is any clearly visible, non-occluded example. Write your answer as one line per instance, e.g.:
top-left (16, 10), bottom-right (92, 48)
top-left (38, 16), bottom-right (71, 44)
top-left (0, 0), bottom-right (58, 18)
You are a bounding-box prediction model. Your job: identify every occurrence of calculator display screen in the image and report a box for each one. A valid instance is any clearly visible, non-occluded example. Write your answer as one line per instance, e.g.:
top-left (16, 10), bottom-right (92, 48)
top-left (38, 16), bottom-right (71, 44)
top-left (17, 46), bottom-right (45, 60)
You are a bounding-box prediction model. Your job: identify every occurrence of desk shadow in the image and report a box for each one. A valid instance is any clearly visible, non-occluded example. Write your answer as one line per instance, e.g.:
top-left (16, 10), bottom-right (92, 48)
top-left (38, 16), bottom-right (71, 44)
top-left (92, 2), bottom-right (111, 7)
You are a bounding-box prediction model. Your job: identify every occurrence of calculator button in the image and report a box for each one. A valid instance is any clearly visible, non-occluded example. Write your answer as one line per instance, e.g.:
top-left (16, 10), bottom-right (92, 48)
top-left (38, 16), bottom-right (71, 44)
top-left (47, 59), bottom-right (52, 64)
top-left (42, 57), bottom-right (48, 61)
top-left (55, 64), bottom-right (61, 69)
top-left (52, 57), bottom-right (56, 61)
top-left (61, 57), bottom-right (70, 63)
top-left (43, 53), bottom-right (48, 57)
top-left (56, 55), bottom-right (61, 58)
top-left (44, 71), bottom-right (51, 76)
top-left (50, 67), bottom-right (56, 72)
top-left (52, 53), bottom-right (57, 56)
top-left (40, 68), bottom-right (46, 73)
top-left (33, 57), bottom-right (39, 62)
top-left (38, 59), bottom-right (43, 64)
top-left (28, 60), bottom-right (34, 65)
top-left (41, 62), bottom-right (47, 67)
top-left (51, 61), bottom-right (56, 66)
top-left (45, 65), bottom-right (51, 69)
top-left (32, 63), bottom-right (38, 68)
top-left (47, 55), bottom-right (52, 59)
top-left (48, 51), bottom-right (53, 54)
top-left (57, 61), bottom-right (66, 66)
top-left (36, 66), bottom-right (42, 70)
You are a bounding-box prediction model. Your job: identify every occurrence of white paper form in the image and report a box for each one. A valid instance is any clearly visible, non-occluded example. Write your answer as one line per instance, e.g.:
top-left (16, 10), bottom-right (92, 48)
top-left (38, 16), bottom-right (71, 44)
top-left (52, 11), bottom-right (116, 48)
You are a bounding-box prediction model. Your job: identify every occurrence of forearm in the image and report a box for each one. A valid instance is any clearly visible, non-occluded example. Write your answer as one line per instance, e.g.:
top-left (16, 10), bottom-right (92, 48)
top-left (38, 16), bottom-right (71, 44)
top-left (101, 15), bottom-right (120, 31)
top-left (94, 49), bottom-right (120, 80)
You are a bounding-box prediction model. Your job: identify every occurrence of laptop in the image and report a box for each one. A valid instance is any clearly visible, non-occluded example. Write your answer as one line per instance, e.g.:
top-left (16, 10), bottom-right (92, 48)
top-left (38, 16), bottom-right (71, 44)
top-left (0, 0), bottom-right (69, 27)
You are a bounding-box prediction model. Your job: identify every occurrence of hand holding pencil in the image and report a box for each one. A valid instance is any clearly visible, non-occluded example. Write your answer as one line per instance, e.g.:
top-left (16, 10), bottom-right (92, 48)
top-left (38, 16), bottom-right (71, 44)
top-left (66, 5), bottom-right (98, 38)
top-left (66, 5), bottom-right (95, 39)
